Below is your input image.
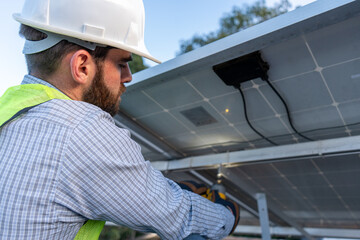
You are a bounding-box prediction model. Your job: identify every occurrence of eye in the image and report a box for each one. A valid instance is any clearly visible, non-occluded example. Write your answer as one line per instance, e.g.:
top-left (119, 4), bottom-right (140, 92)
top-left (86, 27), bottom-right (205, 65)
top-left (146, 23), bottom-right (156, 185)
top-left (118, 64), bottom-right (127, 69)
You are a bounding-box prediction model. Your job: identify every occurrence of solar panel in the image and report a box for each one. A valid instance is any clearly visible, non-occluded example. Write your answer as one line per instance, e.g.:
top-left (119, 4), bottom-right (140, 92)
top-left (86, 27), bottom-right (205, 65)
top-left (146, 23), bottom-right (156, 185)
top-left (121, 0), bottom-right (360, 159)
top-left (116, 0), bottom-right (360, 238)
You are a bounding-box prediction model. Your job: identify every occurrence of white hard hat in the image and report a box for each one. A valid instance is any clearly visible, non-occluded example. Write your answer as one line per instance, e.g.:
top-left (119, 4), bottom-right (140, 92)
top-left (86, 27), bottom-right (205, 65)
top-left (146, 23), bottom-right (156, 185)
top-left (13, 0), bottom-right (160, 63)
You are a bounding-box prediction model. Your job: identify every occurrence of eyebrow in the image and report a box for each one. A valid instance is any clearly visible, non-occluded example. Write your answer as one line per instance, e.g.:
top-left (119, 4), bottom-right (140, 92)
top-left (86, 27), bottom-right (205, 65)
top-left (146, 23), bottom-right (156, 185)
top-left (122, 56), bottom-right (133, 62)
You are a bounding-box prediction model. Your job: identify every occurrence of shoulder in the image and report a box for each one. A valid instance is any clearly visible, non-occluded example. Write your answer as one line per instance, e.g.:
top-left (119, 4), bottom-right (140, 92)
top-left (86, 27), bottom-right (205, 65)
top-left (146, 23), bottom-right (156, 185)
top-left (27, 99), bottom-right (115, 128)
top-left (29, 99), bottom-right (142, 161)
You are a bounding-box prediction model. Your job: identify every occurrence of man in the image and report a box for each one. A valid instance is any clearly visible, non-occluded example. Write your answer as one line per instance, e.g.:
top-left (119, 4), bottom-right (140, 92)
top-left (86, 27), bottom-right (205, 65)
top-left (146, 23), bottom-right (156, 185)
top-left (0, 0), bottom-right (239, 239)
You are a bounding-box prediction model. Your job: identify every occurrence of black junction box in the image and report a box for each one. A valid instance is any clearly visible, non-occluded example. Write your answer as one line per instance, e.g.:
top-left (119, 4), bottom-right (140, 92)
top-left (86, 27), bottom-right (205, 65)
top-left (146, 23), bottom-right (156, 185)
top-left (213, 51), bottom-right (269, 88)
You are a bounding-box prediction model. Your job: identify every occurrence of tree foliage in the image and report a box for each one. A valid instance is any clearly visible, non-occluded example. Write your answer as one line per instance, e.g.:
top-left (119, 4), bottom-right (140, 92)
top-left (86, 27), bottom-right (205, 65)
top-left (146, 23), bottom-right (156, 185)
top-left (178, 0), bottom-right (291, 54)
top-left (129, 54), bottom-right (148, 74)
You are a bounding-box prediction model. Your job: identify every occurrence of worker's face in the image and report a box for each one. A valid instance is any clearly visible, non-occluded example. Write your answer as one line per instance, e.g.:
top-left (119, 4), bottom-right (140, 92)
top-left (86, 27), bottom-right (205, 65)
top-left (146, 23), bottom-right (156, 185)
top-left (83, 49), bottom-right (132, 116)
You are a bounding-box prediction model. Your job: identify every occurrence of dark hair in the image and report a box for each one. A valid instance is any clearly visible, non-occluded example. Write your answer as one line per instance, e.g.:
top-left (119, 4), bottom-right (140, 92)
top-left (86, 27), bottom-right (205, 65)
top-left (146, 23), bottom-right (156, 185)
top-left (19, 24), bottom-right (112, 78)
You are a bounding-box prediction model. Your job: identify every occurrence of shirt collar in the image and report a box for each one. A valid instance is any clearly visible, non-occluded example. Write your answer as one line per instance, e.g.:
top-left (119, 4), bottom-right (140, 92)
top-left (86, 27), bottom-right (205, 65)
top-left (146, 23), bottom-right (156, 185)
top-left (21, 75), bottom-right (62, 93)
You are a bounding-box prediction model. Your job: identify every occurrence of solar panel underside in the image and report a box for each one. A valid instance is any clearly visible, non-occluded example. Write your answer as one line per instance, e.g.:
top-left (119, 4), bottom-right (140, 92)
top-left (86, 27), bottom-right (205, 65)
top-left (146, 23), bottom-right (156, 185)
top-left (121, 8), bottom-right (360, 159)
top-left (118, 0), bottom-right (360, 234)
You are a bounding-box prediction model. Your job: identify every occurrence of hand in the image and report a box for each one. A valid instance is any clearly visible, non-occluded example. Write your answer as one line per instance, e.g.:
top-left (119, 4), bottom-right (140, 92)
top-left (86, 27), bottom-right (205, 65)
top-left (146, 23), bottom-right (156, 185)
top-left (177, 180), bottom-right (208, 196)
top-left (177, 181), bottom-right (240, 235)
top-left (209, 190), bottom-right (240, 234)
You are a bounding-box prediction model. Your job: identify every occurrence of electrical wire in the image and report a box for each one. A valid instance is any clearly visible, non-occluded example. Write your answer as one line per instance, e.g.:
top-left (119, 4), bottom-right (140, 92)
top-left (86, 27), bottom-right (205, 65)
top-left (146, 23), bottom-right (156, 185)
top-left (236, 85), bottom-right (278, 146)
top-left (264, 77), bottom-right (314, 142)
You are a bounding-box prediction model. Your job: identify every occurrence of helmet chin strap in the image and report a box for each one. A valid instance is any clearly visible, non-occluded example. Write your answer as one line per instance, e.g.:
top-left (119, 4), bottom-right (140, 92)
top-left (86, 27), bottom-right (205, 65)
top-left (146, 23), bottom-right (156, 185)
top-left (23, 30), bottom-right (106, 54)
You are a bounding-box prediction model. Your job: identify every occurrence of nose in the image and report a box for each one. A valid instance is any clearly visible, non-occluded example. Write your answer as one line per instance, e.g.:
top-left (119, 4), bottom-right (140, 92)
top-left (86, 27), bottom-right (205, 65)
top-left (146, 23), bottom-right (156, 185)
top-left (121, 63), bottom-right (132, 84)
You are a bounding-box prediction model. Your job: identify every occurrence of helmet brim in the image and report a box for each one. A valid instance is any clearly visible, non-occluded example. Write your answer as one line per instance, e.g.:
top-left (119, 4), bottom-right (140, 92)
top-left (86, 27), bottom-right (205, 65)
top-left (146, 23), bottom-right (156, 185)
top-left (14, 13), bottom-right (161, 64)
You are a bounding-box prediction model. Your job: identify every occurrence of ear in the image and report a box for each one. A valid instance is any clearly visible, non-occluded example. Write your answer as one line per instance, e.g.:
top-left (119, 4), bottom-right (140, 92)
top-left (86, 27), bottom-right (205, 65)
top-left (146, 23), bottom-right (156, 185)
top-left (69, 50), bottom-right (96, 85)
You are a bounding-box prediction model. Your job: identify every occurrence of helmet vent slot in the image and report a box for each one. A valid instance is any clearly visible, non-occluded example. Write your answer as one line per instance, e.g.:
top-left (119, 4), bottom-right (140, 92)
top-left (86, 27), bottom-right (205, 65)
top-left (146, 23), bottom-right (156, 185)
top-left (83, 24), bottom-right (105, 37)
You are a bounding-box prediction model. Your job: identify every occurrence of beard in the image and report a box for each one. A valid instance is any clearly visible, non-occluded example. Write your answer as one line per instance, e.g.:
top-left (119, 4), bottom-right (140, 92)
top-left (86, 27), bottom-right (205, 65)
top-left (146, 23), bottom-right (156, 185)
top-left (83, 62), bottom-right (124, 117)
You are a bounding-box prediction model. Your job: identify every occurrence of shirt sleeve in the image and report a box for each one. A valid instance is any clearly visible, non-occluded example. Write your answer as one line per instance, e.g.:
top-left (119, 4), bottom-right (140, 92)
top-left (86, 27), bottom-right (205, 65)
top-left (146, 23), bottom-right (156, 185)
top-left (55, 112), bottom-right (234, 240)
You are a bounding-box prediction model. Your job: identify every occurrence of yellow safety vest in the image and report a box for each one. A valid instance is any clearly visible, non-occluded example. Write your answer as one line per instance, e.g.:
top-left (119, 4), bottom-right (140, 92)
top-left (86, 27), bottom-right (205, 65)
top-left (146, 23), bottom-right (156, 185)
top-left (0, 84), bottom-right (106, 240)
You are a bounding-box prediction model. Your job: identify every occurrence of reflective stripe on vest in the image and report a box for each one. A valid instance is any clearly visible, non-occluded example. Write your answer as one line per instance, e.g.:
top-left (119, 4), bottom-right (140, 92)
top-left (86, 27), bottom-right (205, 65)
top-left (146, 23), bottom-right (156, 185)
top-left (0, 84), bottom-right (106, 239)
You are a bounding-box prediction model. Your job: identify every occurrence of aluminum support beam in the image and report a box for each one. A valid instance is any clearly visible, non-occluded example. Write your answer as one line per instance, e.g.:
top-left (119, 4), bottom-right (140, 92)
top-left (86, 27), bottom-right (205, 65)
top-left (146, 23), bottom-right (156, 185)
top-left (256, 193), bottom-right (271, 240)
top-left (151, 135), bottom-right (360, 171)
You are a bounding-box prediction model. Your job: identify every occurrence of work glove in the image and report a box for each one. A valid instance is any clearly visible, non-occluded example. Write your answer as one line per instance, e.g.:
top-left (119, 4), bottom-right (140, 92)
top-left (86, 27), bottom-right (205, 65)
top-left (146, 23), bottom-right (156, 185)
top-left (208, 189), bottom-right (240, 234)
top-left (177, 180), bottom-right (208, 196)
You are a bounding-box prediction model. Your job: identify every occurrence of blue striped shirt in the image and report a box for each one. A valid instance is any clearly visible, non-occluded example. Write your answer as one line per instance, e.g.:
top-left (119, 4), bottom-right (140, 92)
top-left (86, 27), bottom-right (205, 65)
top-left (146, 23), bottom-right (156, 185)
top-left (0, 75), bottom-right (234, 239)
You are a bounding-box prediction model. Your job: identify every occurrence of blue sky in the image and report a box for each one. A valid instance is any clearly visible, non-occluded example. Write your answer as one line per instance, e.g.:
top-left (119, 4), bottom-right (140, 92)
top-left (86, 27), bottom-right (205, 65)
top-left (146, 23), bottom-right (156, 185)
top-left (0, 0), bottom-right (315, 95)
